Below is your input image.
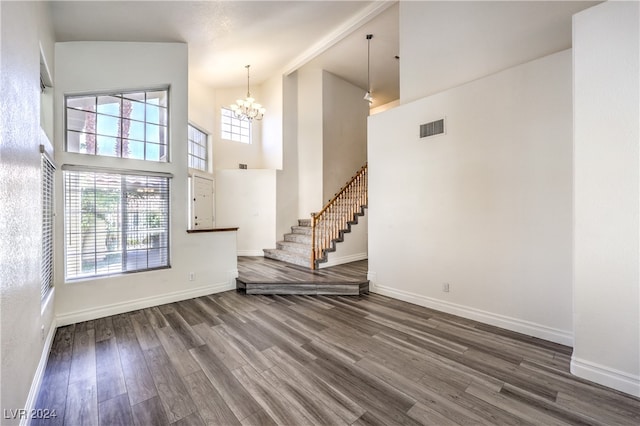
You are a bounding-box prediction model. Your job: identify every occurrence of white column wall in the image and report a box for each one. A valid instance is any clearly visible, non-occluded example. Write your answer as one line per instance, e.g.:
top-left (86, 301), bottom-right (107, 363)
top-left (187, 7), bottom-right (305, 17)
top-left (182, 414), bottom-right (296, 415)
top-left (572, 1), bottom-right (640, 396)
top-left (322, 70), bottom-right (368, 202)
top-left (261, 73), bottom-right (284, 170)
top-left (296, 66), bottom-right (324, 217)
top-left (276, 73), bottom-right (301, 239)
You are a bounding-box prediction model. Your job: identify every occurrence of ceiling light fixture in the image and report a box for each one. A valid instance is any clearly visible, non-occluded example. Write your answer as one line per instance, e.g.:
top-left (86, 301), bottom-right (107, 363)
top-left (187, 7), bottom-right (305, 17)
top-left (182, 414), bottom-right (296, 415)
top-left (230, 65), bottom-right (265, 121)
top-left (364, 34), bottom-right (373, 104)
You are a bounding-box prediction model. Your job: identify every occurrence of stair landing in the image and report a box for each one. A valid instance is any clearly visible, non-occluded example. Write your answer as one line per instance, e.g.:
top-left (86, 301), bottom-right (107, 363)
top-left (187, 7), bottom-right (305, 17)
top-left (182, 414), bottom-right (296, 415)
top-left (236, 256), bottom-right (369, 295)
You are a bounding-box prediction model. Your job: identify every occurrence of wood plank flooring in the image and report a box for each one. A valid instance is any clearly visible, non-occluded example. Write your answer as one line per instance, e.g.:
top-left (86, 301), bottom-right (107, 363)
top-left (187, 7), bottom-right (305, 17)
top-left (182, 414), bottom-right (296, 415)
top-left (34, 291), bottom-right (640, 425)
top-left (236, 256), bottom-right (369, 295)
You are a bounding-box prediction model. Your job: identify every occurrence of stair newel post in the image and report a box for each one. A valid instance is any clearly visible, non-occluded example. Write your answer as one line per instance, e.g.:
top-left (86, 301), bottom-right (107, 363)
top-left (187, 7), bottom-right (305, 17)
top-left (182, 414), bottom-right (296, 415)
top-left (311, 213), bottom-right (317, 269)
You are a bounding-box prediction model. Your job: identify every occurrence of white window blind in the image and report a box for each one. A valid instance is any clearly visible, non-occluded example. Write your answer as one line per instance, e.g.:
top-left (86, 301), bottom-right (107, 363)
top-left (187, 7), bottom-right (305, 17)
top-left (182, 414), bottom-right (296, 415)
top-left (188, 124), bottom-right (208, 171)
top-left (221, 107), bottom-right (251, 144)
top-left (41, 154), bottom-right (55, 300)
top-left (66, 89), bottom-right (169, 161)
top-left (64, 169), bottom-right (170, 279)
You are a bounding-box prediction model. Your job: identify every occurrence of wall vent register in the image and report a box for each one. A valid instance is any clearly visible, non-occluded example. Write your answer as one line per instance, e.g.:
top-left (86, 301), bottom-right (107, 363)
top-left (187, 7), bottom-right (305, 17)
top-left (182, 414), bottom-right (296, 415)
top-left (420, 118), bottom-right (446, 139)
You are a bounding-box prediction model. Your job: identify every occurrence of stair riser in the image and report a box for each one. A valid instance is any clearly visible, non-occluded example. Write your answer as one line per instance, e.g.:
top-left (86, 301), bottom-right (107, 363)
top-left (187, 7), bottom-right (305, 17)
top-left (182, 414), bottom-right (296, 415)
top-left (284, 233), bottom-right (311, 244)
top-left (263, 249), bottom-right (310, 268)
top-left (276, 242), bottom-right (311, 256)
top-left (291, 226), bottom-right (312, 235)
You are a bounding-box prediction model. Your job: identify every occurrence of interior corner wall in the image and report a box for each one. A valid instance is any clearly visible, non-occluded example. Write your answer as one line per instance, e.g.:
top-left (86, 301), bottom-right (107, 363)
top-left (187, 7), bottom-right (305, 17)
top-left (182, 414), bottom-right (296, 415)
top-left (322, 70), bottom-right (368, 201)
top-left (53, 41), bottom-right (237, 324)
top-left (368, 50), bottom-right (573, 345)
top-left (0, 1), bottom-right (57, 422)
top-left (296, 66), bottom-right (324, 217)
top-left (572, 1), bottom-right (640, 397)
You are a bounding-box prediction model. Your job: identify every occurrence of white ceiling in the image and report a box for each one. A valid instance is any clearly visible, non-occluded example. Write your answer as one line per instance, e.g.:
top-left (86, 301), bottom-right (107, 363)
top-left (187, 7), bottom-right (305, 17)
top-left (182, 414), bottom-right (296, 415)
top-left (49, 0), bottom-right (399, 106)
top-left (49, 1), bottom-right (597, 109)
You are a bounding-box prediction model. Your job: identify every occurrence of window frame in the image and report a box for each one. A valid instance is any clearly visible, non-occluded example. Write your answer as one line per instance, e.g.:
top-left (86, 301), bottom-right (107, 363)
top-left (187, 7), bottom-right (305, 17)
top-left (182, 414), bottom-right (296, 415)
top-left (220, 107), bottom-right (251, 144)
top-left (188, 123), bottom-right (209, 172)
top-left (41, 150), bottom-right (55, 300)
top-left (62, 166), bottom-right (172, 281)
top-left (64, 87), bottom-right (170, 162)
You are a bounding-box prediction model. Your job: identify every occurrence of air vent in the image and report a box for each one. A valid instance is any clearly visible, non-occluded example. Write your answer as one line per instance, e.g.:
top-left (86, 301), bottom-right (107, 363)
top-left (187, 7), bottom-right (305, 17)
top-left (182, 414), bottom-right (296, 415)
top-left (420, 118), bottom-right (445, 139)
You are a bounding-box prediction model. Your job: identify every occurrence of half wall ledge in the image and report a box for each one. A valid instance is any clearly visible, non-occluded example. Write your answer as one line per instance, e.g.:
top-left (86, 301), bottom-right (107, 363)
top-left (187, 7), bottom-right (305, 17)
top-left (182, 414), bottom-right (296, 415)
top-left (186, 227), bottom-right (239, 233)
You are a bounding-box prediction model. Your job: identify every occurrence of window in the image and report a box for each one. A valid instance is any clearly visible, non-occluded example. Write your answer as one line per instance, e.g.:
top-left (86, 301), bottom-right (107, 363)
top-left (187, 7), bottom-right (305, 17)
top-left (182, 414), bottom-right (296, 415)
top-left (41, 153), bottom-right (55, 300)
top-left (188, 124), bottom-right (208, 171)
top-left (66, 89), bottom-right (169, 161)
top-left (63, 168), bottom-right (170, 280)
top-left (221, 107), bottom-right (251, 144)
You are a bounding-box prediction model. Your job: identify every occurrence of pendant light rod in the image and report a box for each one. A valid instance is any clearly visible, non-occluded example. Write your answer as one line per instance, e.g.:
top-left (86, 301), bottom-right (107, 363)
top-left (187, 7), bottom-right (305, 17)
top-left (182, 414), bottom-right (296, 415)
top-left (245, 64), bottom-right (251, 97)
top-left (364, 34), bottom-right (373, 104)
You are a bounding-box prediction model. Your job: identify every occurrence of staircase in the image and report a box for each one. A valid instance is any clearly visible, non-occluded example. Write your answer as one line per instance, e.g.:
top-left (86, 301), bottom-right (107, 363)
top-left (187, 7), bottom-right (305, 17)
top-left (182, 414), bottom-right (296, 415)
top-left (263, 218), bottom-right (314, 268)
top-left (264, 164), bottom-right (367, 269)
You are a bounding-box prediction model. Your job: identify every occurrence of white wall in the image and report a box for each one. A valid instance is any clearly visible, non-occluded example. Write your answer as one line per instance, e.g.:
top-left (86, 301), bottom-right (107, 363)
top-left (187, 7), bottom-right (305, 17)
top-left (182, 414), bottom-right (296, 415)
top-left (296, 66), bottom-right (324, 217)
top-left (573, 1), bottom-right (640, 396)
top-left (398, 1), bottom-right (594, 103)
top-left (215, 169), bottom-right (277, 255)
top-left (188, 78), bottom-right (216, 174)
top-left (368, 50), bottom-right (573, 345)
top-left (261, 73), bottom-right (284, 170)
top-left (213, 86), bottom-right (265, 170)
top-left (276, 73), bottom-right (301, 239)
top-left (53, 42), bottom-right (237, 324)
top-left (0, 1), bottom-right (57, 422)
top-left (322, 70), bottom-right (368, 202)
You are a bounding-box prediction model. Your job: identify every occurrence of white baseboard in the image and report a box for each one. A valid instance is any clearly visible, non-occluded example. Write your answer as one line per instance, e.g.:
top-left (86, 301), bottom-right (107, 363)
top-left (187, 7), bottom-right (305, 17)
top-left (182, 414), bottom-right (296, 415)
top-left (571, 356), bottom-right (640, 397)
top-left (319, 252), bottom-right (368, 269)
top-left (237, 250), bottom-right (264, 256)
top-left (22, 320), bottom-right (57, 426)
top-left (371, 283), bottom-right (573, 346)
top-left (56, 281), bottom-right (235, 326)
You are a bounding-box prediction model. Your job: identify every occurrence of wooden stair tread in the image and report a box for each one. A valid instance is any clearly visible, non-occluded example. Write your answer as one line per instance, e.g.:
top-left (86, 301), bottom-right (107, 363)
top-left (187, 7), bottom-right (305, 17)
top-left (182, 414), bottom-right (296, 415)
top-left (236, 257), bottom-right (369, 295)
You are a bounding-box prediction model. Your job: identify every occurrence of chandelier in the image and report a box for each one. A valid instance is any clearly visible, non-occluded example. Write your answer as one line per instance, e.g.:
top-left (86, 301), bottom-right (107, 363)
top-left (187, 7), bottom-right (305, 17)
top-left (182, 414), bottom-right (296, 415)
top-left (230, 65), bottom-right (265, 121)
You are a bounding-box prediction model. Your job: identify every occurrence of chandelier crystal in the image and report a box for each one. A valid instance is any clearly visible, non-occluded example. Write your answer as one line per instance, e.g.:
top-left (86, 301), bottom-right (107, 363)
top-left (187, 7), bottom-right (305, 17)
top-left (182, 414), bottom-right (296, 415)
top-left (230, 65), bottom-right (265, 121)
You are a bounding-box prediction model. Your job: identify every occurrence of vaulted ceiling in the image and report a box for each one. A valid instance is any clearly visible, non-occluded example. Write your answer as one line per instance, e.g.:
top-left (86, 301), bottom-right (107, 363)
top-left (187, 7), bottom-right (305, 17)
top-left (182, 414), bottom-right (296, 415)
top-left (49, 1), bottom-right (598, 109)
top-left (50, 1), bottom-right (399, 107)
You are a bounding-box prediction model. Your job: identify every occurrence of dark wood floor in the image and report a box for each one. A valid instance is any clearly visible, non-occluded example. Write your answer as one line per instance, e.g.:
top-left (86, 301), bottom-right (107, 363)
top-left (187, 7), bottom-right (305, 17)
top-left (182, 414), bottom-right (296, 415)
top-left (34, 290), bottom-right (639, 425)
top-left (236, 257), bottom-right (369, 295)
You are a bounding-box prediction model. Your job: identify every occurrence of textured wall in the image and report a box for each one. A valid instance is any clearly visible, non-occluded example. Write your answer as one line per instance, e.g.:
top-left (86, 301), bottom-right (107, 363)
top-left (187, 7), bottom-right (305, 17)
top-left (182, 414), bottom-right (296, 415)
top-left (0, 1), bottom-right (56, 422)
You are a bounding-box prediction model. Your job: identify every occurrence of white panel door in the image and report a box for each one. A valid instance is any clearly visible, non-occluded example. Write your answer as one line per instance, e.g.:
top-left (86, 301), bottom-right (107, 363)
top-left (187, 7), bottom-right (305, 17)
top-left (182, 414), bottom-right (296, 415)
top-left (193, 176), bottom-right (214, 229)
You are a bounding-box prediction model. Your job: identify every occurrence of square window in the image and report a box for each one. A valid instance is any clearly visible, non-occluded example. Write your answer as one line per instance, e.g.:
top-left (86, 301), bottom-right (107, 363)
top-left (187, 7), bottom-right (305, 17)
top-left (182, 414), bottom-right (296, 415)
top-left (64, 169), bottom-right (170, 280)
top-left (220, 107), bottom-right (251, 144)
